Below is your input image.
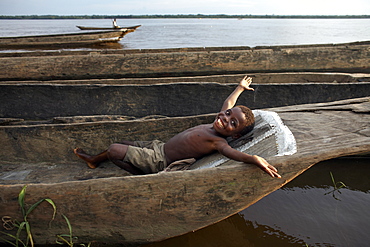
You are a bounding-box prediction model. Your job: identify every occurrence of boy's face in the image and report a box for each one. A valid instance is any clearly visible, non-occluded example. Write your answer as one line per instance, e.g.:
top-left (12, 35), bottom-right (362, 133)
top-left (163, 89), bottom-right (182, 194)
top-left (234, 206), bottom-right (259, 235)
top-left (213, 107), bottom-right (247, 137)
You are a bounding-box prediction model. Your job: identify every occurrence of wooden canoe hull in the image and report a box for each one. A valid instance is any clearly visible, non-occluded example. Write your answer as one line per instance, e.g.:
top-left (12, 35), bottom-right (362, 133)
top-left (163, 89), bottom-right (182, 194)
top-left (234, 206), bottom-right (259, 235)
top-left (76, 25), bottom-right (141, 30)
top-left (0, 29), bottom-right (137, 49)
top-left (0, 40), bottom-right (369, 80)
top-left (1, 79), bottom-right (369, 120)
top-left (0, 98), bottom-right (369, 245)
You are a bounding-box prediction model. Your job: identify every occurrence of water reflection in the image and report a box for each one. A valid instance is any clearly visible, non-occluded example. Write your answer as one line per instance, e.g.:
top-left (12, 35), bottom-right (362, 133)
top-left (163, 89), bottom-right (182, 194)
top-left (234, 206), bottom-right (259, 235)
top-left (143, 158), bottom-right (370, 247)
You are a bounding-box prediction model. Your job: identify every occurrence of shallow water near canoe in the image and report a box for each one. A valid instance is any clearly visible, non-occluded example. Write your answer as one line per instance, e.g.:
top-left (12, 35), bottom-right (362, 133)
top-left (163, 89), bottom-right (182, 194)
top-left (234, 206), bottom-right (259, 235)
top-left (143, 158), bottom-right (370, 247)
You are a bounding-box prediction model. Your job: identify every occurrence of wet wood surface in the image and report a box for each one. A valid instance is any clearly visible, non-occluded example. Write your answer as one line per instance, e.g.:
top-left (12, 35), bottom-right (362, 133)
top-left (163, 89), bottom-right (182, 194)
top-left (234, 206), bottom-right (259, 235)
top-left (0, 97), bottom-right (369, 245)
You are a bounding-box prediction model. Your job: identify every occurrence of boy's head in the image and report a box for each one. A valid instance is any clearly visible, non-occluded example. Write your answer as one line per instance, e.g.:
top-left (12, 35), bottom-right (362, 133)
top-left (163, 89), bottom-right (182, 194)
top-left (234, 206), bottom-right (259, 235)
top-left (213, 105), bottom-right (255, 138)
top-left (235, 105), bottom-right (255, 136)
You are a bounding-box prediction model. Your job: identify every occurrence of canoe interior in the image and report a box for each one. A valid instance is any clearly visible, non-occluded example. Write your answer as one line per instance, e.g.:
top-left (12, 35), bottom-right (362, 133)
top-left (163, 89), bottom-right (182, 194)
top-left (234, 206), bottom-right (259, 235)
top-left (0, 114), bottom-right (215, 184)
top-left (0, 109), bottom-right (300, 184)
top-left (1, 97), bottom-right (368, 184)
top-left (0, 76), bottom-right (369, 120)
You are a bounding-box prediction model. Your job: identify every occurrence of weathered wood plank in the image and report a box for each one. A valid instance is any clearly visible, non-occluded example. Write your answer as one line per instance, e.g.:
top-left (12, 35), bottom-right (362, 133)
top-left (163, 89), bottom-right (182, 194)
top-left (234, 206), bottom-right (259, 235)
top-left (2, 72), bottom-right (368, 85)
top-left (0, 41), bottom-right (369, 80)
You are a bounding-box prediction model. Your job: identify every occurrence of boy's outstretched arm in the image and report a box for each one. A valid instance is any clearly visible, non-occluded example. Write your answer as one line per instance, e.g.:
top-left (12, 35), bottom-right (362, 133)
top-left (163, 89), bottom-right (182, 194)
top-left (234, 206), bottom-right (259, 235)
top-left (221, 75), bottom-right (254, 111)
top-left (215, 140), bottom-right (281, 178)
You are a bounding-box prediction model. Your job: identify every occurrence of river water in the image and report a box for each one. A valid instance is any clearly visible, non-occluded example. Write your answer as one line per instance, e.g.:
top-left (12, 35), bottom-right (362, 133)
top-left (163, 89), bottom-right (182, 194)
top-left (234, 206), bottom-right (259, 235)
top-left (0, 18), bottom-right (370, 50)
top-left (1, 18), bottom-right (369, 246)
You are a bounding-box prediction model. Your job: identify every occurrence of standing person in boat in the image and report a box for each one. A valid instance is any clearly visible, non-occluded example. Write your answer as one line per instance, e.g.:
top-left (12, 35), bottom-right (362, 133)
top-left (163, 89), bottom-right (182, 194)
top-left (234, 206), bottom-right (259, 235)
top-left (74, 76), bottom-right (281, 178)
top-left (113, 19), bottom-right (120, 28)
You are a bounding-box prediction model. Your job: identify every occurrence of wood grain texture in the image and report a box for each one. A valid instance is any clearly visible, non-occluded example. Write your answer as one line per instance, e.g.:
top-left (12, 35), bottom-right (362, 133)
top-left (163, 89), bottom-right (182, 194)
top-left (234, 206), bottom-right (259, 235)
top-left (1, 41), bottom-right (369, 80)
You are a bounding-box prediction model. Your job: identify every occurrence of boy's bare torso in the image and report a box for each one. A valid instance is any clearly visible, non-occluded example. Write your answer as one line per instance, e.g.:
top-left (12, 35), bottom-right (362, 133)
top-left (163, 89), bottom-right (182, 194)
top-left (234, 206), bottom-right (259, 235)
top-left (164, 124), bottom-right (225, 164)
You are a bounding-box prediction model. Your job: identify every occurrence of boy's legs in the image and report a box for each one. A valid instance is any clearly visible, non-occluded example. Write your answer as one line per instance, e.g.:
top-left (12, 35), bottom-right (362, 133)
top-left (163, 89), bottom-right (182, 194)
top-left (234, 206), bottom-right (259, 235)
top-left (73, 140), bottom-right (144, 175)
top-left (107, 144), bottom-right (145, 175)
top-left (74, 140), bottom-right (164, 175)
top-left (74, 143), bottom-right (144, 175)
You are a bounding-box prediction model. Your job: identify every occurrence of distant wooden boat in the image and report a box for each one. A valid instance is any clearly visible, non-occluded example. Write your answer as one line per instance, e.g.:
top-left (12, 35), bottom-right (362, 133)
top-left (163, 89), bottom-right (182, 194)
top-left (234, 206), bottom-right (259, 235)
top-left (0, 29), bottom-right (139, 49)
top-left (0, 97), bottom-right (369, 245)
top-left (76, 24), bottom-right (141, 31)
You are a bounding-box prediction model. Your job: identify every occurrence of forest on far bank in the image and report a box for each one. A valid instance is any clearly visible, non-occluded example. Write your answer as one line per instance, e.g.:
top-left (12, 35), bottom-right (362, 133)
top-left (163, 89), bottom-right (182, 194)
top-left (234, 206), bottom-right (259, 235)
top-left (1, 14), bottom-right (370, 19)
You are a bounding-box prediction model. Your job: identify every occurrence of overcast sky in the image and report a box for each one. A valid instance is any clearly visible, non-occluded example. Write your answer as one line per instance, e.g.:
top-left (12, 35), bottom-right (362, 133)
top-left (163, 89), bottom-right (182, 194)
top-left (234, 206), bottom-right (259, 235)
top-left (1, 0), bottom-right (369, 16)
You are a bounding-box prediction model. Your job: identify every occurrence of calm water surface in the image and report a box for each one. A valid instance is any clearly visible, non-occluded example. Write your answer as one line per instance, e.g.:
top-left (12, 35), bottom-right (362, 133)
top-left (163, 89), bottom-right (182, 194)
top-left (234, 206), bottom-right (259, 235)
top-left (0, 18), bottom-right (369, 50)
top-left (1, 18), bottom-right (369, 246)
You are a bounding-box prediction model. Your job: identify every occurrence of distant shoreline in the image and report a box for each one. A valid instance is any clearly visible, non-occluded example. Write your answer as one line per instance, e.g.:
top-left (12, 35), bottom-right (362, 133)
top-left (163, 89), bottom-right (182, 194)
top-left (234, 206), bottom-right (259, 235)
top-left (1, 14), bottom-right (370, 19)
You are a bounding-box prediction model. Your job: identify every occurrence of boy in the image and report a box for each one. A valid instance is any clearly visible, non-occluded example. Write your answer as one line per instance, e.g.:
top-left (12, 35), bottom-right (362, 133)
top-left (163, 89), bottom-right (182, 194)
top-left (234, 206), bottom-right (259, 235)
top-left (74, 76), bottom-right (281, 178)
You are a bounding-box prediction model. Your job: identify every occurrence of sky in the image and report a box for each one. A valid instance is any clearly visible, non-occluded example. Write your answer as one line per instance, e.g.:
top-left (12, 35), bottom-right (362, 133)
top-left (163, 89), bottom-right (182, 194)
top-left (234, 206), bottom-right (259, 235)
top-left (1, 0), bottom-right (370, 16)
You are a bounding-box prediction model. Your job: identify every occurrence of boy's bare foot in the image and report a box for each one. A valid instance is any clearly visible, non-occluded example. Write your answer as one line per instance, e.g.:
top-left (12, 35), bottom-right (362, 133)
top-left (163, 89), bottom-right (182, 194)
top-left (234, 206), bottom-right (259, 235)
top-left (73, 148), bottom-right (99, 169)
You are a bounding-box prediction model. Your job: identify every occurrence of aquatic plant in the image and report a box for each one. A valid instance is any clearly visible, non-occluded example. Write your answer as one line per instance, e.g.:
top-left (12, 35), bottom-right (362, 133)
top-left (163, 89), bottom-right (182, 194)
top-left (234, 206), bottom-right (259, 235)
top-left (56, 214), bottom-right (75, 246)
top-left (325, 171), bottom-right (347, 200)
top-left (56, 214), bottom-right (91, 247)
top-left (0, 185), bottom-right (57, 247)
top-left (1, 186), bottom-right (91, 247)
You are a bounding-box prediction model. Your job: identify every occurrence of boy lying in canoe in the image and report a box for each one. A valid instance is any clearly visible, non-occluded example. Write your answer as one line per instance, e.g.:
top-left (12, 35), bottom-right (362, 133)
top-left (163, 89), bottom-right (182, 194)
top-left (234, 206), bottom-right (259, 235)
top-left (74, 76), bottom-right (281, 178)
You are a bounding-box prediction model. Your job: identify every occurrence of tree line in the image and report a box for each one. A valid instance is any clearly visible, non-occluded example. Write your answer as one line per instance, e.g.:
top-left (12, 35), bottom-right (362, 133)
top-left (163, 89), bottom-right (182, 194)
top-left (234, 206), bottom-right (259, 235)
top-left (1, 14), bottom-right (370, 19)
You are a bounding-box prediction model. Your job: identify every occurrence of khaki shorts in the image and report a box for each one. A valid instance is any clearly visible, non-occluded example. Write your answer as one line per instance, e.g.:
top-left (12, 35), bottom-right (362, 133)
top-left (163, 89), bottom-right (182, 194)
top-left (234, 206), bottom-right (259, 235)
top-left (123, 140), bottom-right (167, 174)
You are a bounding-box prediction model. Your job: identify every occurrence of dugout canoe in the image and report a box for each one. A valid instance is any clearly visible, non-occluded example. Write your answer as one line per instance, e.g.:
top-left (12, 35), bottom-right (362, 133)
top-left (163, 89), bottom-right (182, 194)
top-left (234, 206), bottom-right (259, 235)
top-left (0, 40), bottom-right (369, 81)
top-left (1, 73), bottom-right (370, 120)
top-left (0, 29), bottom-right (138, 49)
top-left (0, 97), bottom-right (369, 245)
top-left (76, 24), bottom-right (141, 30)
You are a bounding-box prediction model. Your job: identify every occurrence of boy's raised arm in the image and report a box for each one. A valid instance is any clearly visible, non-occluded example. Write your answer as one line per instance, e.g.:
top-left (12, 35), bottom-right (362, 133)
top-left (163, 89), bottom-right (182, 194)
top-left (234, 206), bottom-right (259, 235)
top-left (221, 75), bottom-right (254, 111)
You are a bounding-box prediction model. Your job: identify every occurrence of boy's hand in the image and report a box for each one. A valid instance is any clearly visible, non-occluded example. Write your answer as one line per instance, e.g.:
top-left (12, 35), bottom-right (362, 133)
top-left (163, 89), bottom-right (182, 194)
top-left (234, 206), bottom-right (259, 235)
top-left (239, 76), bottom-right (254, 91)
top-left (253, 155), bottom-right (281, 178)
